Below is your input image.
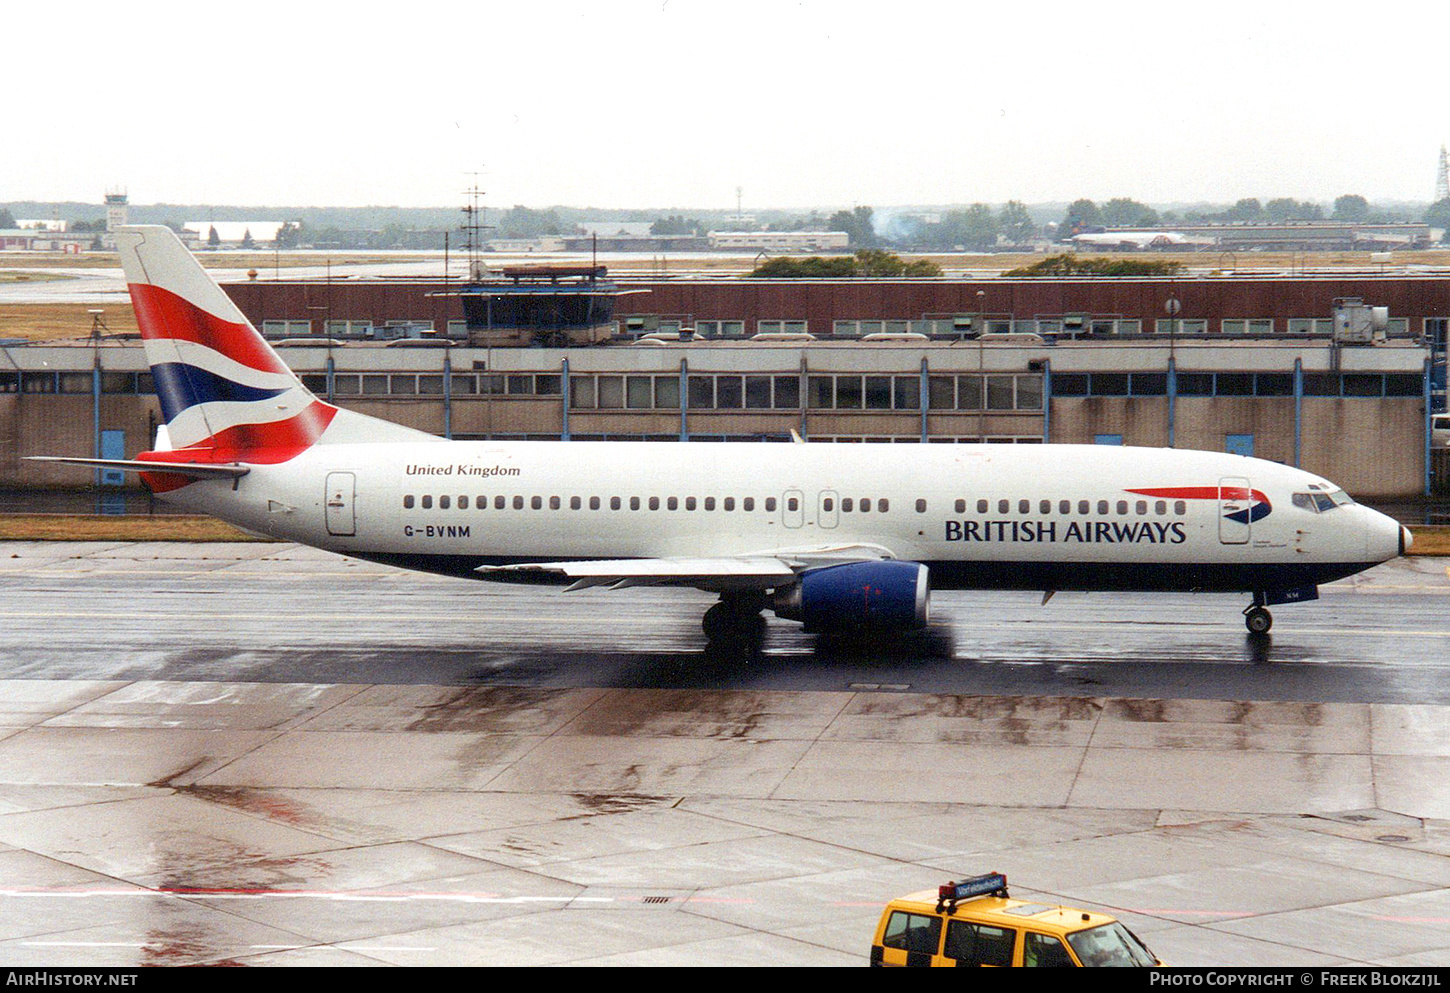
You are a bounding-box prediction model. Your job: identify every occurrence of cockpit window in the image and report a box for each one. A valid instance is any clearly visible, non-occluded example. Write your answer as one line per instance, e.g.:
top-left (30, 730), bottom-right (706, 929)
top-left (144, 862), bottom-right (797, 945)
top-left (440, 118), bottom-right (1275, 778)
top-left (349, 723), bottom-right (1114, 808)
top-left (1293, 488), bottom-right (1352, 513)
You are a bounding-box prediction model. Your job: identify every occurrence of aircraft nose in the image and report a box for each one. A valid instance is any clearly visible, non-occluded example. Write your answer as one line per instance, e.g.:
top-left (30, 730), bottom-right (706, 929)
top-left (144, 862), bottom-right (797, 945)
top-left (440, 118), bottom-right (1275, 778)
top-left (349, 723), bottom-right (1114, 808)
top-left (1363, 506), bottom-right (1406, 563)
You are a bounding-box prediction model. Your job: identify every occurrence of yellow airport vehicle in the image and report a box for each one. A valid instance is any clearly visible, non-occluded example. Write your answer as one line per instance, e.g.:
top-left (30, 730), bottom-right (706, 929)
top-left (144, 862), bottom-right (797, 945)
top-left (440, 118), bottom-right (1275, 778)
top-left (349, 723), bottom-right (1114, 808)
top-left (870, 873), bottom-right (1160, 967)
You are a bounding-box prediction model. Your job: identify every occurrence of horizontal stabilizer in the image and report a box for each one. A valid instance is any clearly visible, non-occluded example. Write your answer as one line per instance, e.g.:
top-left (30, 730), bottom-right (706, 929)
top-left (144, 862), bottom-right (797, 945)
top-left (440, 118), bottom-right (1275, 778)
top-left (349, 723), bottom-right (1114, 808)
top-left (27, 456), bottom-right (250, 480)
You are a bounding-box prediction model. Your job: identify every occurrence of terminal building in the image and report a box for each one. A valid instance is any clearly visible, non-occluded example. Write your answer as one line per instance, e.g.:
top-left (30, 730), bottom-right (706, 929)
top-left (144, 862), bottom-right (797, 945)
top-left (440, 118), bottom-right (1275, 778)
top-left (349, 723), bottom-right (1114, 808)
top-left (2, 271), bottom-right (1446, 499)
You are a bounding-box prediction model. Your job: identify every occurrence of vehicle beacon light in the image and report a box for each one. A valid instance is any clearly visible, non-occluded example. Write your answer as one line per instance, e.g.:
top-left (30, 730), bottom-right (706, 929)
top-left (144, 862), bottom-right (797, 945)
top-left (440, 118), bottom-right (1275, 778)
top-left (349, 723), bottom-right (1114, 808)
top-left (937, 872), bottom-right (1010, 912)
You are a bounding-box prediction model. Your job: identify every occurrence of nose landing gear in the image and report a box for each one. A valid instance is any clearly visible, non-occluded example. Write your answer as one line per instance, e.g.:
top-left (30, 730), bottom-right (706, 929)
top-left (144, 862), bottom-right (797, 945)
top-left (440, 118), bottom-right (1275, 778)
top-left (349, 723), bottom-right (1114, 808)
top-left (1243, 586), bottom-right (1318, 634)
top-left (1243, 604), bottom-right (1273, 635)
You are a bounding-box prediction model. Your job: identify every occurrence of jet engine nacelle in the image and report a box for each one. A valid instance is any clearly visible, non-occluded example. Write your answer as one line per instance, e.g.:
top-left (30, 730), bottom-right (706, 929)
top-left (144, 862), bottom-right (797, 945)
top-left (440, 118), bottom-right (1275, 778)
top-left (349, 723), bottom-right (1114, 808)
top-left (773, 560), bottom-right (931, 633)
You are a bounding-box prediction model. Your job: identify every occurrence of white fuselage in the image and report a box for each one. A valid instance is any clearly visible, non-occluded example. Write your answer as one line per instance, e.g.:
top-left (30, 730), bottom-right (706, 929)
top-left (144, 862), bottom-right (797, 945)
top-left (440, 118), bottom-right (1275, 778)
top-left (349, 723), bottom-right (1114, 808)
top-left (157, 440), bottom-right (1403, 594)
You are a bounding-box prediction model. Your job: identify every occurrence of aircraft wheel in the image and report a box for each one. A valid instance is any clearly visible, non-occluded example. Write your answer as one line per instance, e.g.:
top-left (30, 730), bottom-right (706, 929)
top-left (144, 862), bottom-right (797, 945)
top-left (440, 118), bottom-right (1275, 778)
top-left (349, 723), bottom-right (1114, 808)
top-left (1244, 606), bottom-right (1273, 635)
top-left (702, 599), bottom-right (763, 643)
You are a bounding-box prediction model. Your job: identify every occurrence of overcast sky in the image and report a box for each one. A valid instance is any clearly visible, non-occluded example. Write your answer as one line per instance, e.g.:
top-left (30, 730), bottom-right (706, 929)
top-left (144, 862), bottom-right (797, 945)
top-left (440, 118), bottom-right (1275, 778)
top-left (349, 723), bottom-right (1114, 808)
top-left (7, 1), bottom-right (1447, 211)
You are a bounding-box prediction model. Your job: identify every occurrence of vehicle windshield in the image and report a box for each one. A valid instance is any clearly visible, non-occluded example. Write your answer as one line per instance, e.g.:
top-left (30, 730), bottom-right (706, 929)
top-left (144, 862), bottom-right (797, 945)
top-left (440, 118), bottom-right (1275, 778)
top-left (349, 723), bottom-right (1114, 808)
top-left (1066, 922), bottom-right (1158, 967)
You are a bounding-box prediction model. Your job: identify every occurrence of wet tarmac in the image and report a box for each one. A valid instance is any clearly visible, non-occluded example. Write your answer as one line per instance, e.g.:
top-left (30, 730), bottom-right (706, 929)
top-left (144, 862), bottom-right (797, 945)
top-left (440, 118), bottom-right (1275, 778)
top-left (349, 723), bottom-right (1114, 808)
top-left (0, 541), bottom-right (1447, 966)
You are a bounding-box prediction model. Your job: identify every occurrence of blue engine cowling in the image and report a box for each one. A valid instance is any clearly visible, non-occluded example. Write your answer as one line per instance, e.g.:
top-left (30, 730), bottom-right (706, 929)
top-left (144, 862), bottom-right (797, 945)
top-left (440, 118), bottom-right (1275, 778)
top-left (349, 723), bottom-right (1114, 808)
top-left (773, 561), bottom-right (931, 633)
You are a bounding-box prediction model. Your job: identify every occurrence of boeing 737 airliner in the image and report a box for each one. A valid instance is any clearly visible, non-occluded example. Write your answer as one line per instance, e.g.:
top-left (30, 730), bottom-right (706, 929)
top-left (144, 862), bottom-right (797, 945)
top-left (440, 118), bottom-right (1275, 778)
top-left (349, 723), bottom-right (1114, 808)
top-left (34, 226), bottom-right (1410, 640)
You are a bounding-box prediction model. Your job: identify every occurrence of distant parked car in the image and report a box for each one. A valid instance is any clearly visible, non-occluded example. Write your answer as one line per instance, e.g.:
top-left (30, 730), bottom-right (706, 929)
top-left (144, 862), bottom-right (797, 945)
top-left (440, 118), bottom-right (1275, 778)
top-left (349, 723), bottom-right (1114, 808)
top-left (1433, 413), bottom-right (1450, 449)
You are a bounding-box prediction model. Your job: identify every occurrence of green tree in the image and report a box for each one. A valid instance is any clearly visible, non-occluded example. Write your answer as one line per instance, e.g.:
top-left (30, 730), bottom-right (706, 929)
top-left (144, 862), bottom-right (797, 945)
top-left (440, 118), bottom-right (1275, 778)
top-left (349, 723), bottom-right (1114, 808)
top-left (1223, 198), bottom-right (1263, 222)
top-left (1005, 254), bottom-right (1184, 277)
top-left (937, 203), bottom-right (998, 250)
top-left (749, 250), bottom-right (940, 278)
top-left (902, 258), bottom-right (944, 277)
top-left (1061, 198), bottom-right (1102, 233)
top-left (0, 208), bottom-right (16, 229)
top-left (240, 228), bottom-right (255, 250)
top-left (997, 201), bottom-right (1037, 243)
top-left (207, 225), bottom-right (220, 248)
top-left (1100, 198), bottom-right (1159, 227)
top-left (650, 215), bottom-right (702, 236)
top-left (495, 205), bottom-right (563, 239)
top-left (274, 221), bottom-right (303, 249)
top-left (1424, 198), bottom-right (1450, 241)
top-left (1332, 194), bottom-right (1370, 221)
top-left (827, 206), bottom-right (876, 247)
top-left (1264, 197), bottom-right (1321, 222)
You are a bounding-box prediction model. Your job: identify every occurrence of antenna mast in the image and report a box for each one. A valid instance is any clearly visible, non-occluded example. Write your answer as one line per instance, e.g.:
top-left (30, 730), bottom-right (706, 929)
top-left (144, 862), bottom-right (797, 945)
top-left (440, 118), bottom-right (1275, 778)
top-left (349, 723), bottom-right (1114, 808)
top-left (460, 173), bottom-right (490, 281)
top-left (1437, 145), bottom-right (1450, 204)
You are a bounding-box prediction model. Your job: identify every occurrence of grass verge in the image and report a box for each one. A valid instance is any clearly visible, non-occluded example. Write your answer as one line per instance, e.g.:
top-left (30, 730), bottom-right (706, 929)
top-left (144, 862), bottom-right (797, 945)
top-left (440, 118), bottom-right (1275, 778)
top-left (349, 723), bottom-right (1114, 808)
top-left (0, 514), bottom-right (274, 542)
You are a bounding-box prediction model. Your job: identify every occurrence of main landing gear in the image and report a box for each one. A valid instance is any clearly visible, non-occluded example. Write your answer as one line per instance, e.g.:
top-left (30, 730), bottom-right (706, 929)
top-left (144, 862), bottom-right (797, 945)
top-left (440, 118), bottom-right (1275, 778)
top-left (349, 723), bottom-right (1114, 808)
top-left (702, 592), bottom-right (768, 645)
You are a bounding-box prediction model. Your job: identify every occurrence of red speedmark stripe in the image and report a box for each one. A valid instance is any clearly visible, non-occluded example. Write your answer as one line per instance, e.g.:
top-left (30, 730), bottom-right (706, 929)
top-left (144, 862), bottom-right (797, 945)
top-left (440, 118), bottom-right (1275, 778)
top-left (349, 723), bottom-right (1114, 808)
top-left (128, 282), bottom-right (289, 375)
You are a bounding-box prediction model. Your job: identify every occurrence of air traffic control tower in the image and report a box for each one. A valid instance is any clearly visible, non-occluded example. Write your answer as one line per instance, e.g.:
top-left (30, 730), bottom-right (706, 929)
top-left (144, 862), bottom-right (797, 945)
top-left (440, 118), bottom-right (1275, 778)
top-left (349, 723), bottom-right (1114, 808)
top-left (453, 265), bottom-right (641, 347)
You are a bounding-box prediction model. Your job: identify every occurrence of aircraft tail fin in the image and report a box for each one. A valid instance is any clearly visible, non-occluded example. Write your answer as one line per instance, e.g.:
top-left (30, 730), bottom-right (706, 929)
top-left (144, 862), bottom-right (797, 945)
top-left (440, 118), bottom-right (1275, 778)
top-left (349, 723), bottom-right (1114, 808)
top-left (117, 225), bottom-right (431, 472)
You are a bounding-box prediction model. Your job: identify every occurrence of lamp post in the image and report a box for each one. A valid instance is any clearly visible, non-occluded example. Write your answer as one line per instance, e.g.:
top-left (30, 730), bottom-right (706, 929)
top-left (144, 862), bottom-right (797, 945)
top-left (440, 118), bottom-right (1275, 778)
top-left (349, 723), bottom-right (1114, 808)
top-left (1165, 295), bottom-right (1180, 448)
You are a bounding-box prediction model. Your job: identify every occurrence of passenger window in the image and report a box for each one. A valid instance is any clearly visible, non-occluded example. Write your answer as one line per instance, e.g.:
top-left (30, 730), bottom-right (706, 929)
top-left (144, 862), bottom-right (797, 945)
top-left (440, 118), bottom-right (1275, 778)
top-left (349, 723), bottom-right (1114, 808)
top-left (610, 497), bottom-right (621, 510)
top-left (977, 499), bottom-right (988, 514)
top-left (724, 497), bottom-right (735, 511)
top-left (531, 496), bottom-right (542, 510)
top-left (743, 497), bottom-right (755, 511)
top-left (550, 496), bottom-right (561, 510)
top-left (422, 495), bottom-right (433, 509)
top-left (945, 922), bottom-right (1016, 968)
top-left (1155, 500), bottom-right (1167, 515)
top-left (513, 496), bottom-right (524, 510)
top-left (842, 498), bottom-right (854, 513)
top-left (1078, 500), bottom-right (1089, 514)
top-left (458, 496), bottom-right (468, 510)
top-left (1018, 499), bottom-right (1030, 514)
top-left (630, 497), bottom-right (641, 511)
top-left (589, 496), bottom-right (601, 510)
top-left (570, 496), bottom-right (581, 510)
top-left (687, 497), bottom-right (698, 511)
top-left (862, 499), bottom-right (872, 512)
top-left (1059, 500), bottom-right (1070, 514)
top-left (879, 499), bottom-right (888, 512)
top-left (998, 499), bottom-right (1009, 514)
top-left (495, 495), bottom-right (506, 510)
top-left (705, 497), bottom-right (716, 511)
top-left (765, 497), bottom-right (777, 512)
top-left (1040, 500), bottom-right (1051, 514)
top-left (882, 911), bottom-right (942, 957)
top-left (1116, 500), bottom-right (1128, 515)
top-left (649, 497), bottom-right (660, 511)
top-left (955, 499), bottom-right (966, 514)
top-left (439, 496), bottom-right (450, 509)
top-left (786, 497), bottom-right (798, 512)
top-left (1097, 500), bottom-right (1109, 515)
top-left (916, 499), bottom-right (927, 513)
top-left (822, 498), bottom-right (833, 512)
top-left (667, 497), bottom-right (678, 510)
top-left (1174, 500), bottom-right (1186, 515)
top-left (1136, 500), bottom-right (1147, 515)
top-left (1023, 932), bottom-right (1074, 968)
top-left (477, 495), bottom-right (486, 509)
top-left (403, 495), bottom-right (414, 509)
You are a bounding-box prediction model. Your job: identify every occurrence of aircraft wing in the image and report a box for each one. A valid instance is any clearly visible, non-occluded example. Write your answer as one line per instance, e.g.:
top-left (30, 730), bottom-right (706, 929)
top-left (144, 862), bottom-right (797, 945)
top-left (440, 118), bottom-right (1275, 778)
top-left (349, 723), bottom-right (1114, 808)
top-left (477, 543), bottom-right (899, 592)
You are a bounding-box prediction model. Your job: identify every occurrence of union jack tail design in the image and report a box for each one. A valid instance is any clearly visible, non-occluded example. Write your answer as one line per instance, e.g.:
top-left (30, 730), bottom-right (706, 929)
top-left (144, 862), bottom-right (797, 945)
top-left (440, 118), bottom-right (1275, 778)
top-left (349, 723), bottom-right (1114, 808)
top-left (117, 226), bottom-right (338, 469)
